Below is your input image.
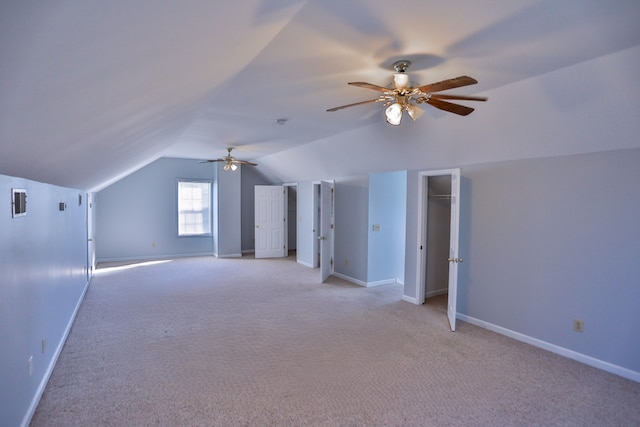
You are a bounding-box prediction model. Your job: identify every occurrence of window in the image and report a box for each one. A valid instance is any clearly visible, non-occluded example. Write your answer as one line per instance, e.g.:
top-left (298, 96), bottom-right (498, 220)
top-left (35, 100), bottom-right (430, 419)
top-left (178, 180), bottom-right (211, 236)
top-left (12, 188), bottom-right (27, 217)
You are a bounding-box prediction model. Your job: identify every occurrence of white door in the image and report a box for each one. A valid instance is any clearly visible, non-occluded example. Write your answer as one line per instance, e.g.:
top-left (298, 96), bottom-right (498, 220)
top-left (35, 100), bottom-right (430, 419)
top-left (255, 185), bottom-right (287, 258)
top-left (416, 169), bottom-right (462, 331)
top-left (447, 170), bottom-right (461, 331)
top-left (320, 180), bottom-right (334, 282)
top-left (312, 183), bottom-right (320, 268)
top-left (86, 193), bottom-right (95, 280)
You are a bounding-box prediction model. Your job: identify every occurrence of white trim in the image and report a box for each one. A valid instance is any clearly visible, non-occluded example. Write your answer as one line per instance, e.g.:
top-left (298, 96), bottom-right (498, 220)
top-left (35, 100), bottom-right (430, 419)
top-left (216, 253), bottom-right (242, 258)
top-left (332, 272), bottom-right (366, 287)
top-left (22, 279), bottom-right (90, 427)
top-left (403, 295), bottom-right (419, 304)
top-left (366, 279), bottom-right (399, 287)
top-left (297, 260), bottom-right (314, 268)
top-left (458, 313), bottom-right (640, 383)
top-left (332, 272), bottom-right (401, 288)
top-left (97, 252), bottom-right (215, 263)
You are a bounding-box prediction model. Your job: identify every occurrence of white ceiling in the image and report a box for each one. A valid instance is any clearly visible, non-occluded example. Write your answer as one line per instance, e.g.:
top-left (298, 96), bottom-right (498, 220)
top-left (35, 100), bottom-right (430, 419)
top-left (1, 0), bottom-right (639, 191)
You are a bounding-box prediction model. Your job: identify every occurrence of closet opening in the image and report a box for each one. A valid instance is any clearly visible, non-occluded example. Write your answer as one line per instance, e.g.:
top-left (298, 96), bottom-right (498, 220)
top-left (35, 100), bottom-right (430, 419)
top-left (422, 175), bottom-right (452, 311)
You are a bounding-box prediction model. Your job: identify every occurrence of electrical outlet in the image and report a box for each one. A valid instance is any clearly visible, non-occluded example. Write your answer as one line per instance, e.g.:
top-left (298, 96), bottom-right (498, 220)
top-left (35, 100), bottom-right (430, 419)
top-left (573, 319), bottom-right (584, 333)
top-left (42, 338), bottom-right (46, 354)
top-left (345, 259), bottom-right (349, 266)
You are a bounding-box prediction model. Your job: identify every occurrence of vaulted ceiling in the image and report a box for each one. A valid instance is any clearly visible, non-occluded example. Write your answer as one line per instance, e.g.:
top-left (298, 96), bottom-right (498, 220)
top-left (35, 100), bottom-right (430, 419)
top-left (1, 1), bottom-right (639, 191)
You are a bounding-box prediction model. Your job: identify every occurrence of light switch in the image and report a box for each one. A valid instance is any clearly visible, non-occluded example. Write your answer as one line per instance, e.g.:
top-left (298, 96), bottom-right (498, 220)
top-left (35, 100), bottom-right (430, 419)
top-left (372, 224), bottom-right (381, 231)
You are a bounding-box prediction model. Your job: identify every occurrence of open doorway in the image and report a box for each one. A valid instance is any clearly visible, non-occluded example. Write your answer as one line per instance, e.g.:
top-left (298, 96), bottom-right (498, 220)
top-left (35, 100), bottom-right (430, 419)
top-left (284, 183), bottom-right (298, 261)
top-left (312, 180), bottom-right (334, 282)
top-left (423, 175), bottom-right (451, 311)
top-left (416, 169), bottom-right (462, 331)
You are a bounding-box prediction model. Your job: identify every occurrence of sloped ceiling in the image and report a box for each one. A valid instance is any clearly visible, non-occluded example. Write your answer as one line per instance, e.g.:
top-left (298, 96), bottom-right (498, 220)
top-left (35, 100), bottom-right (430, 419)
top-left (1, 0), bottom-right (639, 191)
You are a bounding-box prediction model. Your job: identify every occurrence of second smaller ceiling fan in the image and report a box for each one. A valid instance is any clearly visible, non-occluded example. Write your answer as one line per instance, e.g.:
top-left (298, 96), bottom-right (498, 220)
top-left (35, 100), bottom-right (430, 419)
top-left (201, 147), bottom-right (257, 171)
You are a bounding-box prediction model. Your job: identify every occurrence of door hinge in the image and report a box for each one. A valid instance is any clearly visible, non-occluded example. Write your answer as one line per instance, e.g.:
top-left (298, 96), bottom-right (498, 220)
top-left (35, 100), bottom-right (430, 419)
top-left (330, 257), bottom-right (333, 266)
top-left (330, 224), bottom-right (334, 229)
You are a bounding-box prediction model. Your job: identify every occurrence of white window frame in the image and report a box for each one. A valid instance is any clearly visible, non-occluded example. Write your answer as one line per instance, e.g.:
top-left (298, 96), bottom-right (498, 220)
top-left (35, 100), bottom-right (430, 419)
top-left (177, 179), bottom-right (212, 237)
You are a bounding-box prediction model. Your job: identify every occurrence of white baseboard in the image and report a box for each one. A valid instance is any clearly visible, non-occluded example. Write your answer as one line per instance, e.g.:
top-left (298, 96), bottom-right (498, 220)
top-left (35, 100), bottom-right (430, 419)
top-left (97, 252), bottom-right (215, 263)
top-left (332, 272), bottom-right (401, 288)
top-left (458, 313), bottom-right (640, 383)
top-left (332, 272), bottom-right (366, 287)
top-left (402, 295), bottom-right (419, 304)
top-left (216, 253), bottom-right (242, 258)
top-left (22, 279), bottom-right (90, 427)
top-left (297, 260), bottom-right (314, 268)
top-left (366, 279), bottom-right (398, 287)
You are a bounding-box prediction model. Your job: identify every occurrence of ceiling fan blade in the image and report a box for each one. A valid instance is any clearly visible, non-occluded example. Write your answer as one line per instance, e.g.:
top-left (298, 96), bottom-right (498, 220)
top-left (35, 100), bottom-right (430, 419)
top-left (236, 160), bottom-right (258, 166)
top-left (426, 98), bottom-right (475, 116)
top-left (417, 76), bottom-right (478, 93)
top-left (430, 94), bottom-right (487, 102)
top-left (327, 98), bottom-right (382, 112)
top-left (348, 82), bottom-right (391, 92)
top-left (200, 159), bottom-right (225, 163)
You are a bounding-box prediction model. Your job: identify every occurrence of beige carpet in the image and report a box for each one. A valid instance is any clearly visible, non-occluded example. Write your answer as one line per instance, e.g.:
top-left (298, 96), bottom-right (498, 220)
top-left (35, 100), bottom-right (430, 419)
top-left (31, 254), bottom-right (640, 426)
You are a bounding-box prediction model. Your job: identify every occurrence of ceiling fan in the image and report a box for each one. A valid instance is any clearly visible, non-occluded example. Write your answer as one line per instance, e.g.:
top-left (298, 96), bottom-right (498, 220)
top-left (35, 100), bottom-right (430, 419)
top-left (200, 147), bottom-right (257, 171)
top-left (327, 60), bottom-right (487, 125)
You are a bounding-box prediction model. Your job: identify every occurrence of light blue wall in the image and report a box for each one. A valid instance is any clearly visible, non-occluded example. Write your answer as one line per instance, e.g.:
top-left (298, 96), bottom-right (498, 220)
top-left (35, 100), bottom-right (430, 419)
top-left (216, 164), bottom-right (241, 257)
top-left (404, 148), bottom-right (640, 375)
top-left (334, 176), bottom-right (369, 282)
top-left (0, 174), bottom-right (88, 427)
top-left (331, 172), bottom-right (407, 286)
top-left (96, 158), bottom-right (216, 261)
top-left (404, 169), bottom-right (420, 298)
top-left (367, 171), bottom-right (406, 284)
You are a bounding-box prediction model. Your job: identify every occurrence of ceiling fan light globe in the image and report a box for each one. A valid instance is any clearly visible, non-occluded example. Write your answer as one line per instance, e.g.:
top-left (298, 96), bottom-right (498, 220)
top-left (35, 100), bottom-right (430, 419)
top-left (230, 163), bottom-right (238, 172)
top-left (223, 163), bottom-right (231, 171)
top-left (406, 104), bottom-right (424, 121)
top-left (393, 73), bottom-right (410, 89)
top-left (385, 102), bottom-right (403, 126)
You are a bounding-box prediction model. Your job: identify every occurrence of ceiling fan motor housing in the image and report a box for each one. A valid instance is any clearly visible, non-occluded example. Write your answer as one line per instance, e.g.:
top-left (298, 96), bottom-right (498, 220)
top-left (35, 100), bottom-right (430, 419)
top-left (392, 60), bottom-right (411, 73)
